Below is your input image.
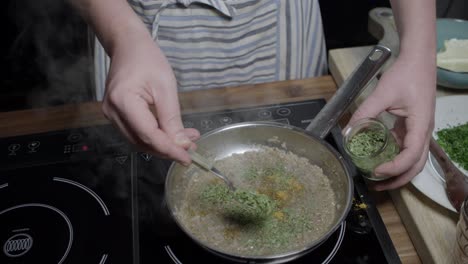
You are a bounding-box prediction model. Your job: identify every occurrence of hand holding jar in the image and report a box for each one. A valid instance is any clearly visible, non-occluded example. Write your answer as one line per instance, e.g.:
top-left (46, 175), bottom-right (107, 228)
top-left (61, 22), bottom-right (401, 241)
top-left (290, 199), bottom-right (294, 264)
top-left (343, 118), bottom-right (400, 181)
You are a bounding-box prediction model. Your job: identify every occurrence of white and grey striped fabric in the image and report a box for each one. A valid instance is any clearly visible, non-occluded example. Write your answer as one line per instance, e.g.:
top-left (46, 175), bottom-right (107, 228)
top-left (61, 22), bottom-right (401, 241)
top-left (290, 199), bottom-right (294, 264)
top-left (94, 0), bottom-right (327, 100)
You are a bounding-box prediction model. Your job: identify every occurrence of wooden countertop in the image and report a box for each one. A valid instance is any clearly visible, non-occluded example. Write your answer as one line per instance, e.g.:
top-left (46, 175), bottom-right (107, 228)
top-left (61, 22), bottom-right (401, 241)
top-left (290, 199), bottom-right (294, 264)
top-left (0, 77), bottom-right (336, 138)
top-left (0, 75), bottom-right (418, 262)
top-left (329, 46), bottom-right (468, 264)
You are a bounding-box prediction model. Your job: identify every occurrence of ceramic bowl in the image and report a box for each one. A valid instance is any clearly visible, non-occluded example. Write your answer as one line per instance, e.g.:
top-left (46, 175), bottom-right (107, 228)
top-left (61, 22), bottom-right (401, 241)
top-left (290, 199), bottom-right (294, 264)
top-left (436, 18), bottom-right (468, 89)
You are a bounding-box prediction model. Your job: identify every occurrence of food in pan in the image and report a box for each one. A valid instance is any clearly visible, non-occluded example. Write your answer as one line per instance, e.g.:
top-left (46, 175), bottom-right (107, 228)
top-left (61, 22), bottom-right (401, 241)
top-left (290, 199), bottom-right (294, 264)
top-left (176, 146), bottom-right (337, 256)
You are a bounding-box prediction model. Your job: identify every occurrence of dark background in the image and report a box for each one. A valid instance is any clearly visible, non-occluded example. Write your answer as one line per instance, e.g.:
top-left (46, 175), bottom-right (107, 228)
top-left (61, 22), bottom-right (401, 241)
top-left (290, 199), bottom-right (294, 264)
top-left (0, 0), bottom-right (93, 112)
top-left (0, 0), bottom-right (465, 112)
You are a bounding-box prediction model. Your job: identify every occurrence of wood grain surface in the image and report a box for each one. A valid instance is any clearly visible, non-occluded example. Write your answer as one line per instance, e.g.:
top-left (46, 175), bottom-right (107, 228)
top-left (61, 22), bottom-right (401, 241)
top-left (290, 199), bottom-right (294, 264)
top-left (0, 74), bottom-right (417, 262)
top-left (0, 76), bottom-right (337, 138)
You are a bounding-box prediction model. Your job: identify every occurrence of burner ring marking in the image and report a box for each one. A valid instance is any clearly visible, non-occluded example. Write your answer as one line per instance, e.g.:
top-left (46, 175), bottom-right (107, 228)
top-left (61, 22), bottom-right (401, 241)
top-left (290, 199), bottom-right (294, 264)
top-left (53, 177), bottom-right (110, 216)
top-left (0, 203), bottom-right (73, 264)
top-left (3, 233), bottom-right (33, 257)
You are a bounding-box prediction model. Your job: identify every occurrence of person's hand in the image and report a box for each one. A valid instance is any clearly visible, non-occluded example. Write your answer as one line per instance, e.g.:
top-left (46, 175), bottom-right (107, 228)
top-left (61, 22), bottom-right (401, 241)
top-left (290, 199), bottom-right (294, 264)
top-left (101, 30), bottom-right (200, 165)
top-left (347, 53), bottom-right (436, 190)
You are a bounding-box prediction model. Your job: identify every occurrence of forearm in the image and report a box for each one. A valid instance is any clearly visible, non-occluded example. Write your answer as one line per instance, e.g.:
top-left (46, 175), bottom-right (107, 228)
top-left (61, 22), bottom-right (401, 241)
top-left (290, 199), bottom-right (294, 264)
top-left (389, 0), bottom-right (436, 60)
top-left (69, 0), bottom-right (152, 57)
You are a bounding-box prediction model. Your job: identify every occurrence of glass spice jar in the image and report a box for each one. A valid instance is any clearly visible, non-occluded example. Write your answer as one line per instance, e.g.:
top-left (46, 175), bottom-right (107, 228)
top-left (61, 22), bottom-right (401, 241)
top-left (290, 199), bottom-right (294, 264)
top-left (343, 118), bottom-right (400, 181)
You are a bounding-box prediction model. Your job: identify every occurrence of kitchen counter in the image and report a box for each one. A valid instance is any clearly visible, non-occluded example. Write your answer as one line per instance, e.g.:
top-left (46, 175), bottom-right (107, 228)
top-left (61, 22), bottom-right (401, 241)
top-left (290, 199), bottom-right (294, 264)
top-left (0, 75), bottom-right (418, 261)
top-left (0, 77), bottom-right (338, 138)
top-left (329, 45), bottom-right (468, 264)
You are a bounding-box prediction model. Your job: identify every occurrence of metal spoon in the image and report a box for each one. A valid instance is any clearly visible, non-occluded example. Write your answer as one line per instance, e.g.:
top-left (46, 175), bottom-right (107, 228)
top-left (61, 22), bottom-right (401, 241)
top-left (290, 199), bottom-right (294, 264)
top-left (189, 149), bottom-right (236, 191)
top-left (429, 137), bottom-right (468, 212)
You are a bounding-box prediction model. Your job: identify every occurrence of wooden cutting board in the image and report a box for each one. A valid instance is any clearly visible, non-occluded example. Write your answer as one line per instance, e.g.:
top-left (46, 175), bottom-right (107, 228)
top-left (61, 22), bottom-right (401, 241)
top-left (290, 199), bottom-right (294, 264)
top-left (328, 45), bottom-right (467, 264)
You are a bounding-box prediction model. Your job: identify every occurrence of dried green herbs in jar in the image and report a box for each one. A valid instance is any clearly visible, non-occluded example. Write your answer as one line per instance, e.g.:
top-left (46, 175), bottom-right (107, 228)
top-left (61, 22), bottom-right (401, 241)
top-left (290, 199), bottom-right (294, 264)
top-left (343, 118), bottom-right (400, 181)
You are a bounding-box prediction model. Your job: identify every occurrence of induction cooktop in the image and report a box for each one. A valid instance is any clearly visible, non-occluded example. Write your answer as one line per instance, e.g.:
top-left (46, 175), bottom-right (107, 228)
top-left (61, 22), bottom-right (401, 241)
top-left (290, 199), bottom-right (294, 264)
top-left (0, 99), bottom-right (401, 264)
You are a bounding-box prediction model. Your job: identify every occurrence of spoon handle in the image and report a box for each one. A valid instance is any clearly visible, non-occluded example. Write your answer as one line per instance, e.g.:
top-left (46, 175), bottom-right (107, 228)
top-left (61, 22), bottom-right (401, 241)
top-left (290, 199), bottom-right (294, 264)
top-left (188, 149), bottom-right (236, 191)
top-left (188, 149), bottom-right (215, 170)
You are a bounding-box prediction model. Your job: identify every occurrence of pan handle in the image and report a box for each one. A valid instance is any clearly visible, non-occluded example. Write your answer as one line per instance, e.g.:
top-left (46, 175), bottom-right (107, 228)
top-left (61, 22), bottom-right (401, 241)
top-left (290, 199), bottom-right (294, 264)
top-left (306, 45), bottom-right (391, 139)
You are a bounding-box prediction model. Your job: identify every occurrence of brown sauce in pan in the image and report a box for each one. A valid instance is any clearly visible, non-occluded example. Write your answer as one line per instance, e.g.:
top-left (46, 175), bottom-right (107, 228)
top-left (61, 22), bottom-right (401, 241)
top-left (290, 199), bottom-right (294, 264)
top-left (176, 146), bottom-right (337, 257)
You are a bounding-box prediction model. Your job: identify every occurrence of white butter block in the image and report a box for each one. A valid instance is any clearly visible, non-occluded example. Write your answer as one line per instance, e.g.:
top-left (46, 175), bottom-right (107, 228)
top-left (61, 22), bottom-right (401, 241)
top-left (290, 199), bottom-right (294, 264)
top-left (437, 38), bottom-right (468, 72)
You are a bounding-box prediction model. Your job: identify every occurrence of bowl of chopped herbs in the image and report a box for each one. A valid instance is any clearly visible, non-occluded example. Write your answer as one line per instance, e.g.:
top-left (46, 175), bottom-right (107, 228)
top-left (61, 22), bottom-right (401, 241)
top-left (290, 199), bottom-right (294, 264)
top-left (431, 95), bottom-right (468, 179)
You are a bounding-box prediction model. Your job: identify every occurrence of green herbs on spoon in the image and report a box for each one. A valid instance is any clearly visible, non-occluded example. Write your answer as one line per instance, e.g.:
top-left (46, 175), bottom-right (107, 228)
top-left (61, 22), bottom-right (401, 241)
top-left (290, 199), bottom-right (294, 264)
top-left (200, 183), bottom-right (274, 223)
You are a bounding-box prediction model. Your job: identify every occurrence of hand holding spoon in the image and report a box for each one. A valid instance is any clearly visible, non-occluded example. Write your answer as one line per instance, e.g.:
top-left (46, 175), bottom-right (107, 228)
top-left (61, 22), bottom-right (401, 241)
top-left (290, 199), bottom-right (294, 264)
top-left (188, 149), bottom-right (236, 191)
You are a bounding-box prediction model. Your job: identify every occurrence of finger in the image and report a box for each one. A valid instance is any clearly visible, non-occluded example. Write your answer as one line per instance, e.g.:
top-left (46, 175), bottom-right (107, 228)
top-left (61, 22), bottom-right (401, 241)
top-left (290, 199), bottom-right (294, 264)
top-left (372, 139), bottom-right (429, 191)
top-left (109, 107), bottom-right (175, 158)
top-left (108, 112), bottom-right (139, 145)
top-left (118, 95), bottom-right (191, 165)
top-left (172, 127), bottom-right (200, 150)
top-left (152, 85), bottom-right (191, 147)
top-left (347, 87), bottom-right (390, 126)
top-left (391, 118), bottom-right (406, 147)
top-left (102, 102), bottom-right (143, 146)
top-left (374, 116), bottom-right (428, 177)
top-left (110, 112), bottom-right (178, 158)
top-left (184, 128), bottom-right (201, 141)
top-left (182, 128), bottom-right (200, 151)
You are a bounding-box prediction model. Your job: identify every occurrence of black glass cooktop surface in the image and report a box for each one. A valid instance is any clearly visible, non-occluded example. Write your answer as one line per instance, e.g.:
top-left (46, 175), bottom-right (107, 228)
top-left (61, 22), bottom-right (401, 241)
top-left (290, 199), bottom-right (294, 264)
top-left (0, 99), bottom-right (401, 264)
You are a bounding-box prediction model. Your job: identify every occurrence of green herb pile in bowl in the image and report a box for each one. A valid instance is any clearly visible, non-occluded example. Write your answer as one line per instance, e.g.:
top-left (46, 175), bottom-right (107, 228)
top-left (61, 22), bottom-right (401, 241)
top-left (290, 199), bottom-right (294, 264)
top-left (436, 121), bottom-right (468, 171)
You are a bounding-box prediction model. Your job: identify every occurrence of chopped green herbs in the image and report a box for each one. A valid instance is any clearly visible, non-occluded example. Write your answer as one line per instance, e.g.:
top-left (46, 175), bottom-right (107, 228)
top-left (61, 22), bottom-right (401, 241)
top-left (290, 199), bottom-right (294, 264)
top-left (200, 184), bottom-right (274, 223)
top-left (436, 122), bottom-right (468, 171)
top-left (198, 164), bottom-right (315, 250)
top-left (242, 206), bottom-right (316, 250)
top-left (346, 128), bottom-right (399, 177)
top-left (348, 130), bottom-right (385, 157)
top-left (181, 147), bottom-right (336, 256)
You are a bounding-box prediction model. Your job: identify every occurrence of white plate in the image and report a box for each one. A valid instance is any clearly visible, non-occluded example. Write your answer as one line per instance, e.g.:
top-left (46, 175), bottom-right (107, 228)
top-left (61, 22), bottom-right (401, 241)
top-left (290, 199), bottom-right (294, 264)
top-left (411, 95), bottom-right (468, 213)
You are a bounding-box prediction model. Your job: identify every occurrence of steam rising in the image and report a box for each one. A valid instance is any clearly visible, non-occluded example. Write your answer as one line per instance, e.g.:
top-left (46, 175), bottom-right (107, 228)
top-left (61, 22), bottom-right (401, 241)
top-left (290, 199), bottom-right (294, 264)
top-left (4, 0), bottom-right (93, 110)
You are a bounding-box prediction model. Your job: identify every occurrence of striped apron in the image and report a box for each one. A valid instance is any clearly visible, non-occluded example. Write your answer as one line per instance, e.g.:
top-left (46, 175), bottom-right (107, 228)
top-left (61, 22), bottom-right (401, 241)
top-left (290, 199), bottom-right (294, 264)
top-left (94, 0), bottom-right (327, 100)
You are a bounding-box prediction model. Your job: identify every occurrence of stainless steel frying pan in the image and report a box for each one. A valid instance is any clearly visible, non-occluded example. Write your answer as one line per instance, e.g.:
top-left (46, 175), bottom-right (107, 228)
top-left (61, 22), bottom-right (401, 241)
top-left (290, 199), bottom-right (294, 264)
top-left (165, 45), bottom-right (391, 263)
